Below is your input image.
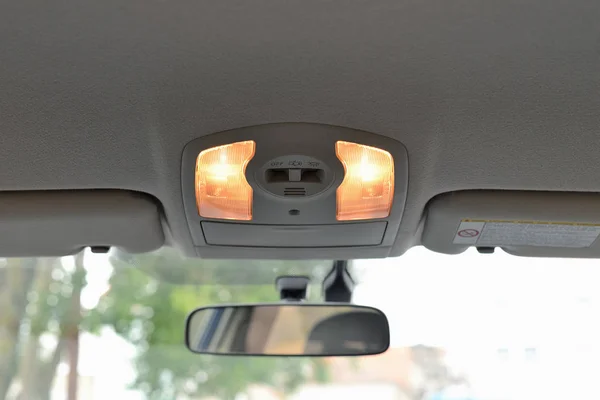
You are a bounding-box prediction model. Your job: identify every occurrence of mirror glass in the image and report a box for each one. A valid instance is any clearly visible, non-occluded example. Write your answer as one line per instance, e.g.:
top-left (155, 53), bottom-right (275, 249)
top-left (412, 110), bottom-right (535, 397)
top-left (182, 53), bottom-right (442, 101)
top-left (186, 304), bottom-right (389, 356)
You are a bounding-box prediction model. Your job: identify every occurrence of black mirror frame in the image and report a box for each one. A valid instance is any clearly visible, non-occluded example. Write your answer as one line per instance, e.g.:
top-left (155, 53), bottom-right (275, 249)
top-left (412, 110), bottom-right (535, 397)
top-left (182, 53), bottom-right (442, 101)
top-left (184, 302), bottom-right (390, 357)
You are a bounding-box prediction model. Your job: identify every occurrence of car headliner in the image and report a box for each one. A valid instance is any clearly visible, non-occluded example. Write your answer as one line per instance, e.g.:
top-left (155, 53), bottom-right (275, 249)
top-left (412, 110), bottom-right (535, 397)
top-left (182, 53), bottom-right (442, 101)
top-left (1, 0), bottom-right (599, 258)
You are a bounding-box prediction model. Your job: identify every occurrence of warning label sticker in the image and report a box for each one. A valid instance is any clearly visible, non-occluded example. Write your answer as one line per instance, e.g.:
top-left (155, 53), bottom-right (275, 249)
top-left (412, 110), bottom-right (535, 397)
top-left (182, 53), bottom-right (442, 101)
top-left (453, 219), bottom-right (600, 248)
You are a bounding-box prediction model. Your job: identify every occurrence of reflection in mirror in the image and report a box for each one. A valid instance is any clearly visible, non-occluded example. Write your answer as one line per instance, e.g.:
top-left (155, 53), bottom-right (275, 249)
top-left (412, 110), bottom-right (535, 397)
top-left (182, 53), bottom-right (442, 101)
top-left (185, 304), bottom-right (390, 357)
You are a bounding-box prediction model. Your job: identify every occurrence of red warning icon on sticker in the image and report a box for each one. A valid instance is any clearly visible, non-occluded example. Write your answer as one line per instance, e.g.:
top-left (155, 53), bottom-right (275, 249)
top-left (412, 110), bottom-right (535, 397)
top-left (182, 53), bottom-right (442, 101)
top-left (457, 229), bottom-right (480, 238)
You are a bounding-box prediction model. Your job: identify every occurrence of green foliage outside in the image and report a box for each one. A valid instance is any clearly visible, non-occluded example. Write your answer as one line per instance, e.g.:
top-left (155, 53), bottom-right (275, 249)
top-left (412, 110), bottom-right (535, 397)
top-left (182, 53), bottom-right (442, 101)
top-left (93, 250), bottom-right (332, 399)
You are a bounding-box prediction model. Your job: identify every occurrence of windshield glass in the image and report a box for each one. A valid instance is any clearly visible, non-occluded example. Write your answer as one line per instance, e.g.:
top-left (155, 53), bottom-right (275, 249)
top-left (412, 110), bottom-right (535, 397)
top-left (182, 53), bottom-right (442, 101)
top-left (1, 247), bottom-right (596, 400)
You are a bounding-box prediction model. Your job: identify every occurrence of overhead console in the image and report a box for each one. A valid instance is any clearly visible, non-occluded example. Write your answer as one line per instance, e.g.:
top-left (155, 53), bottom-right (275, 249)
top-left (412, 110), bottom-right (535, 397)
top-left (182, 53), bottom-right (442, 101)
top-left (181, 123), bottom-right (409, 259)
top-left (423, 190), bottom-right (600, 258)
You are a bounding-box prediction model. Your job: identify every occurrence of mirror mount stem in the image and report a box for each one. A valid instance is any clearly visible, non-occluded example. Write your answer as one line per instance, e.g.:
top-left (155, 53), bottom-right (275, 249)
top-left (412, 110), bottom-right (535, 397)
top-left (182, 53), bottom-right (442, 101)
top-left (323, 260), bottom-right (354, 303)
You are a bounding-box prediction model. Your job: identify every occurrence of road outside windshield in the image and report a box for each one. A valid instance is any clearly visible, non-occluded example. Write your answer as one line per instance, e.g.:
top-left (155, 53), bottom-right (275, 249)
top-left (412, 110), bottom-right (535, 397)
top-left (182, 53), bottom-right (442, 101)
top-left (1, 247), bottom-right (598, 400)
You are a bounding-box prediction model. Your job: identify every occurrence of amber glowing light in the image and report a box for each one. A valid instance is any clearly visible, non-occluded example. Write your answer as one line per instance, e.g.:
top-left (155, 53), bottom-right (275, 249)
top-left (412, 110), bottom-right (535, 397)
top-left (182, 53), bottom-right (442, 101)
top-left (195, 141), bottom-right (256, 220)
top-left (335, 141), bottom-right (394, 221)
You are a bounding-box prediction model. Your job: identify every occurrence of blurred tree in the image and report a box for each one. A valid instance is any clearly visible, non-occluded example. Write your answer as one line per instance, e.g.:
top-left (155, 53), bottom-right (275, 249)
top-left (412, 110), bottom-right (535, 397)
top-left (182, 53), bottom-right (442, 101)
top-left (0, 259), bottom-right (36, 399)
top-left (0, 256), bottom-right (87, 400)
top-left (92, 248), bottom-right (333, 399)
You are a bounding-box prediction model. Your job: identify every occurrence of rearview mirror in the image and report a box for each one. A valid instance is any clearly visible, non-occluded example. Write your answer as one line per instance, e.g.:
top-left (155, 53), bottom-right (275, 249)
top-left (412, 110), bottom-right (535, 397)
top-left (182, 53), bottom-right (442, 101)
top-left (185, 303), bottom-right (390, 356)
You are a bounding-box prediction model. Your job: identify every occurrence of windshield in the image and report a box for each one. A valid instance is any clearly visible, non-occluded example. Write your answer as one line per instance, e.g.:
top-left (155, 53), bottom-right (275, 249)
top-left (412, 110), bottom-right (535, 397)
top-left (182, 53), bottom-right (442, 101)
top-left (1, 248), bottom-right (596, 400)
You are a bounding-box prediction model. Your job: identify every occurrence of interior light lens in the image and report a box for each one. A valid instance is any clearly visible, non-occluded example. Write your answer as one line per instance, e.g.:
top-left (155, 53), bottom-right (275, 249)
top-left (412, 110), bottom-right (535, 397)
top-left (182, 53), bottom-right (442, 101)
top-left (195, 141), bottom-right (256, 220)
top-left (335, 141), bottom-right (394, 221)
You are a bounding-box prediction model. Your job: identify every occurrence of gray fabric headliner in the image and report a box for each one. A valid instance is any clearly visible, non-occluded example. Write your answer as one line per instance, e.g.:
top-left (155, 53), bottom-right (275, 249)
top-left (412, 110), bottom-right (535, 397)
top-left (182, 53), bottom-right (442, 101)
top-left (1, 0), bottom-right (599, 257)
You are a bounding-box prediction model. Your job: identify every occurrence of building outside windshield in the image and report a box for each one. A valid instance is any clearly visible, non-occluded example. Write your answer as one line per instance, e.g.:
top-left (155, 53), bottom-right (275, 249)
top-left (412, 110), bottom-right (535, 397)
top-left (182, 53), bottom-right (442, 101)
top-left (0, 247), bottom-right (598, 400)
